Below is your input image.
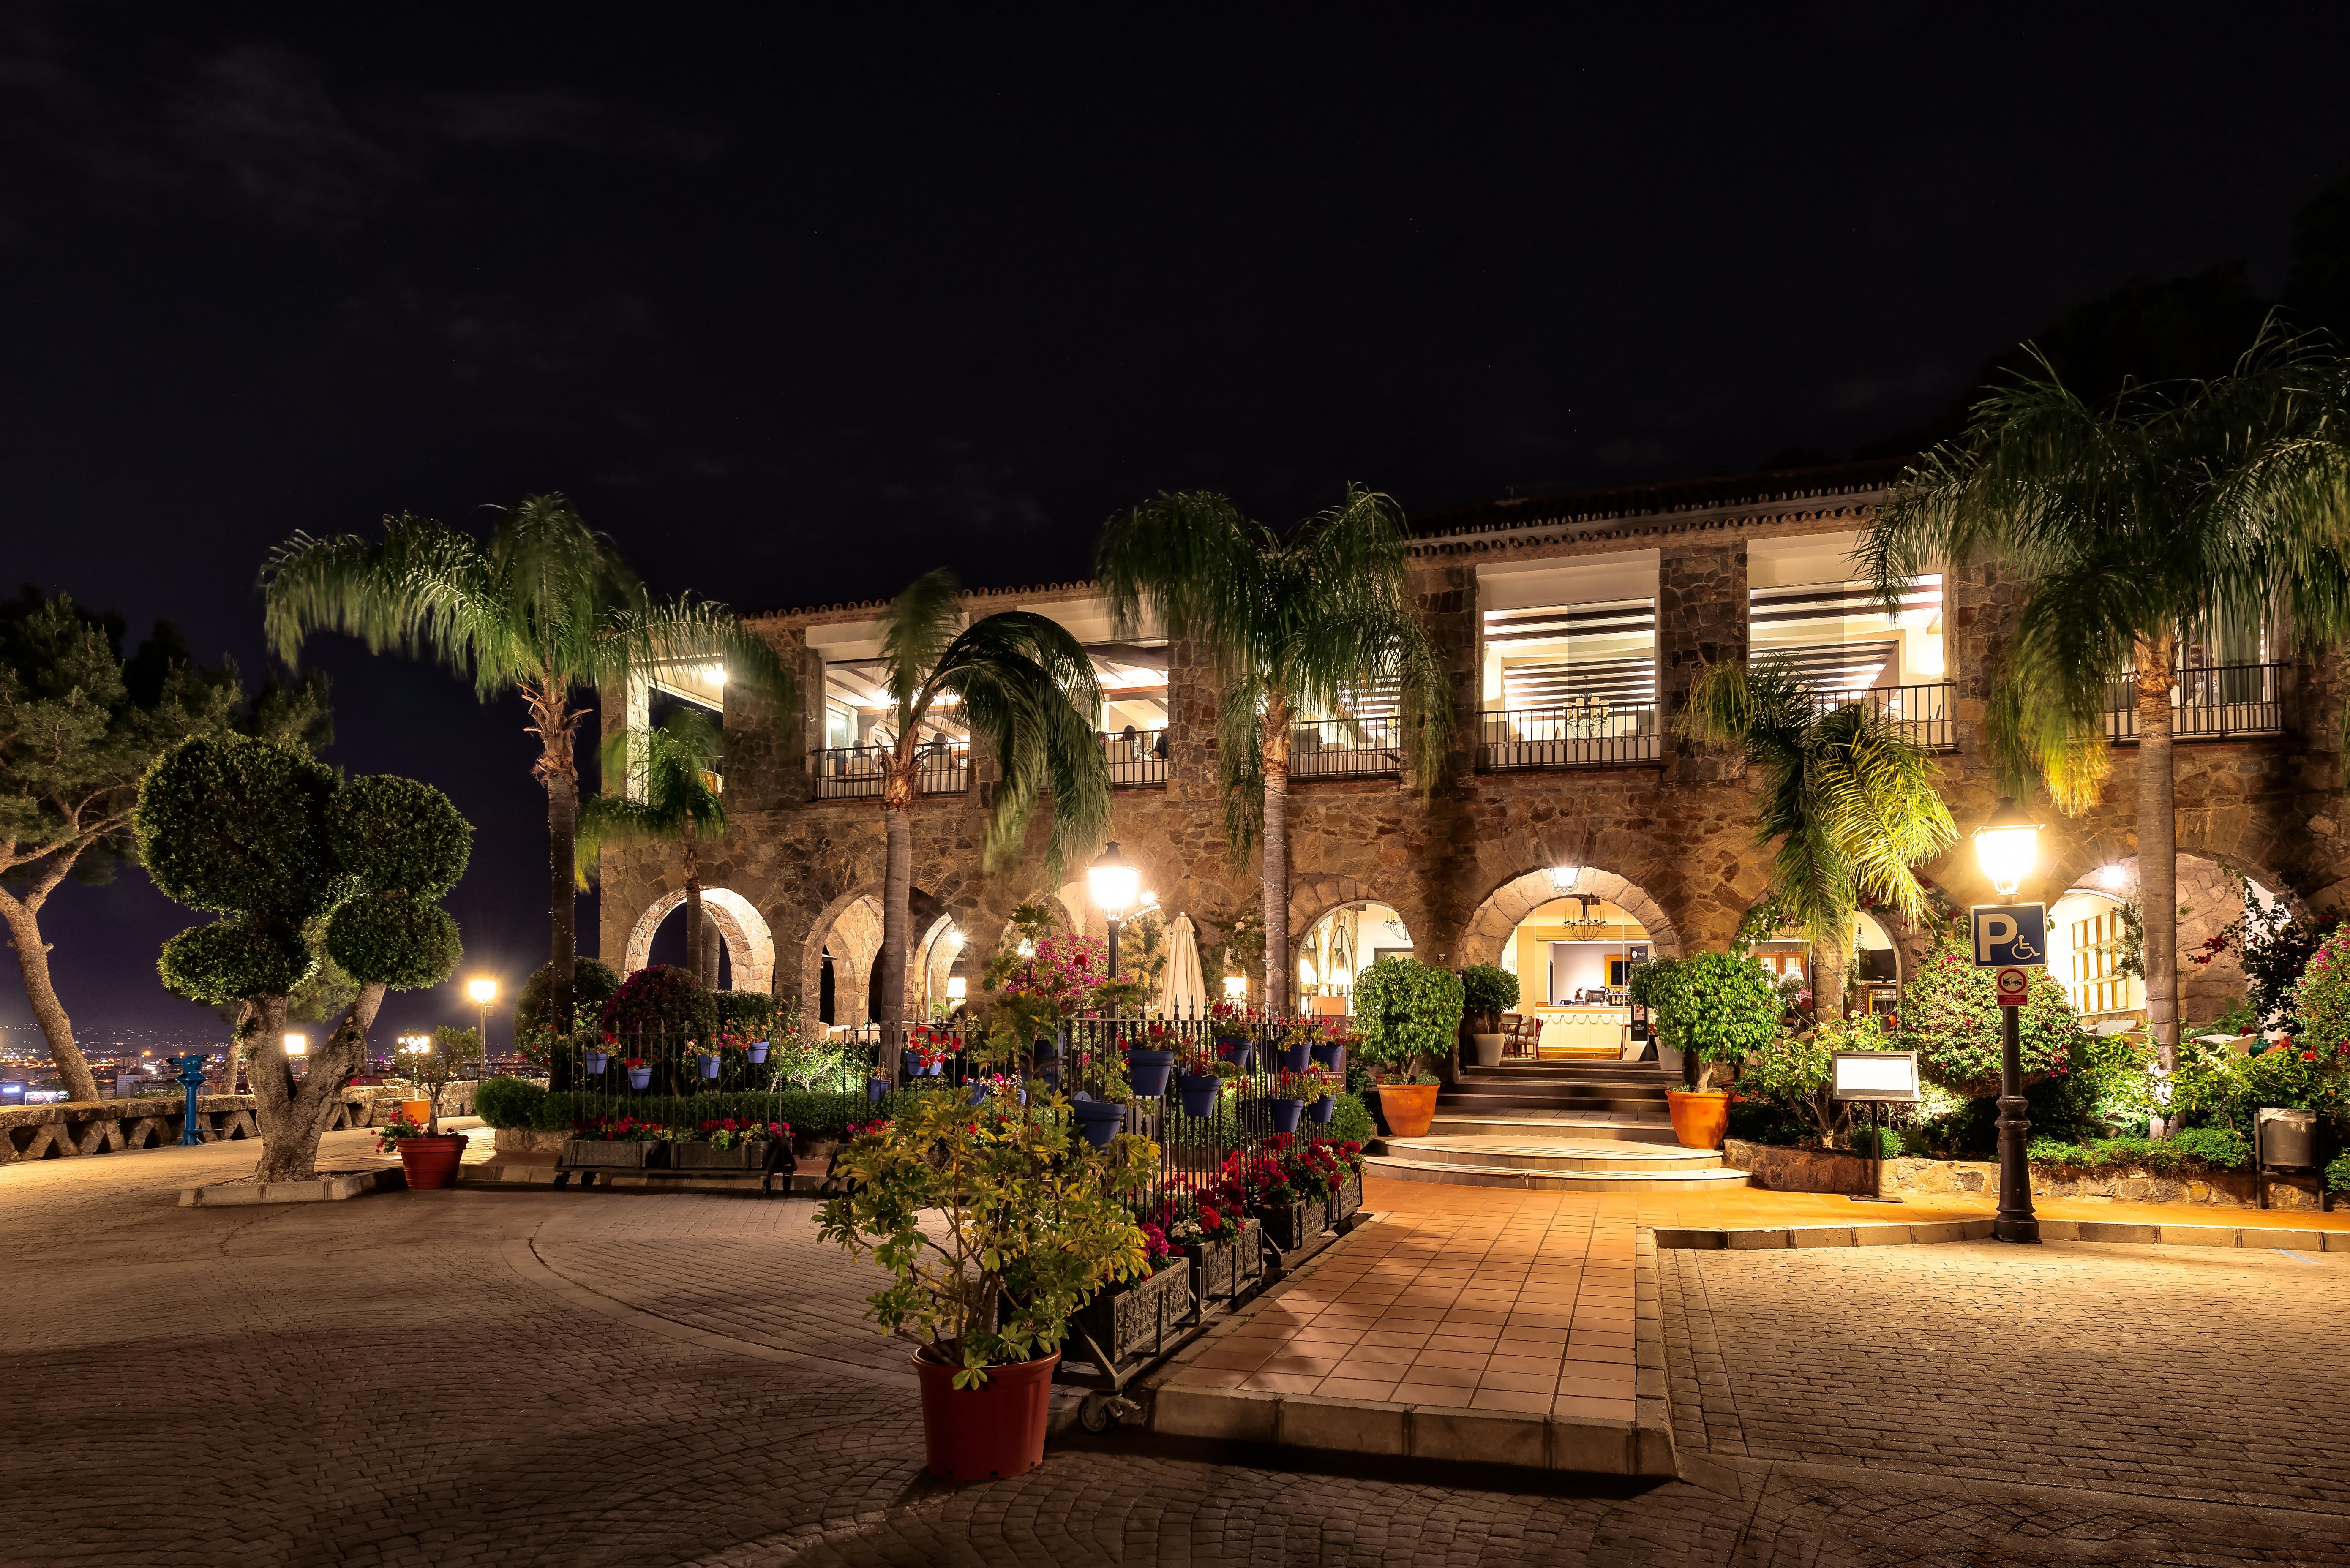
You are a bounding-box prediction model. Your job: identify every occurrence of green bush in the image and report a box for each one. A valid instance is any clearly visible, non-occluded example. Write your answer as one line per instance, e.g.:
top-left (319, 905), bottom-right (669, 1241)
top-left (2326, 1150), bottom-right (2350, 1193)
top-left (530, 1087), bottom-right (914, 1139)
top-left (1352, 958), bottom-right (1464, 1077)
top-left (2025, 1129), bottom-right (2252, 1174)
top-left (514, 957), bottom-right (622, 1037)
top-left (474, 1075), bottom-right (547, 1129)
top-left (1726, 1094), bottom-right (1805, 1146)
top-left (1458, 964), bottom-right (1519, 1020)
top-left (1325, 1092), bottom-right (1376, 1145)
top-left (1739, 1013), bottom-right (1903, 1143)
top-left (1645, 950), bottom-right (1780, 1092)
top-left (1903, 932), bottom-right (2088, 1094)
top-left (599, 964), bottom-right (718, 1043)
top-left (714, 989), bottom-right (780, 1036)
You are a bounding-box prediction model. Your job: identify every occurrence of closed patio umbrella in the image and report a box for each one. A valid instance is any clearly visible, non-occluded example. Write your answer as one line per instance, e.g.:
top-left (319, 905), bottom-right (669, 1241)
top-left (1161, 912), bottom-right (1208, 1015)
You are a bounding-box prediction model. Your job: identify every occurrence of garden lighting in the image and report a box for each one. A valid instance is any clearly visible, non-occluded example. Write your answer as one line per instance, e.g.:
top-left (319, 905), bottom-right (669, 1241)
top-left (1971, 797), bottom-right (2041, 897)
top-left (945, 977), bottom-right (966, 1000)
top-left (281, 1033), bottom-right (306, 1056)
top-left (1548, 865), bottom-right (1579, 893)
top-left (1087, 840), bottom-right (1140, 975)
top-left (1224, 975), bottom-right (1248, 999)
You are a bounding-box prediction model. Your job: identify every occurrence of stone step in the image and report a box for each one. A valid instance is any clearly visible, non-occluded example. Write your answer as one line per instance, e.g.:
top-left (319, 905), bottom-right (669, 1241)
top-left (1423, 1112), bottom-right (1682, 1145)
top-left (1382, 1136), bottom-right (1725, 1173)
top-left (1363, 1154), bottom-right (1752, 1192)
top-left (1439, 1089), bottom-right (1671, 1115)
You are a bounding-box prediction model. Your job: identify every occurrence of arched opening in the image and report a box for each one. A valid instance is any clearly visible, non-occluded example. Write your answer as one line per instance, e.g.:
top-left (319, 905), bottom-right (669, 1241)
top-left (622, 887), bottom-right (775, 994)
top-left (1296, 901), bottom-right (1415, 1018)
top-left (802, 893), bottom-right (885, 1032)
top-left (2050, 853), bottom-right (2287, 1027)
top-left (1459, 866), bottom-right (1681, 1058)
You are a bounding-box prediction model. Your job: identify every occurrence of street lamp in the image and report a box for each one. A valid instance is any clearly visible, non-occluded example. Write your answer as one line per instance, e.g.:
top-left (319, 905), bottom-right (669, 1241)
top-left (1973, 796), bottom-right (2044, 1245)
top-left (1086, 841), bottom-right (1140, 977)
top-left (467, 977), bottom-right (499, 1075)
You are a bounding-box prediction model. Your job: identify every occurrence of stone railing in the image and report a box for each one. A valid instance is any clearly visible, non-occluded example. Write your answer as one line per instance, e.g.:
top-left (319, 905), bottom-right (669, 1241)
top-left (0, 1082), bottom-right (477, 1165)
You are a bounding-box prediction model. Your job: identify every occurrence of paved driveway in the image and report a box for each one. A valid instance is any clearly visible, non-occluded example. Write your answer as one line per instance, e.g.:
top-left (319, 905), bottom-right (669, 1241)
top-left (5, 1130), bottom-right (2346, 1566)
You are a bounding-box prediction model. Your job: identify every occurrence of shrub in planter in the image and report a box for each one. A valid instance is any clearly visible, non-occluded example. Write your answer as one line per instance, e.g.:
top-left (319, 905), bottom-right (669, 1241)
top-left (1325, 1091), bottom-right (1376, 1145)
top-left (671, 1116), bottom-right (793, 1170)
top-left (1903, 932), bottom-right (2087, 1096)
top-left (1355, 958), bottom-right (1461, 1136)
top-left (1459, 963), bottom-right (1519, 1030)
top-left (1739, 1013), bottom-right (1904, 1145)
top-left (1644, 951), bottom-right (1780, 1094)
top-left (474, 1075), bottom-right (547, 1130)
top-left (598, 964), bottom-right (718, 1045)
top-left (2025, 1127), bottom-right (2251, 1174)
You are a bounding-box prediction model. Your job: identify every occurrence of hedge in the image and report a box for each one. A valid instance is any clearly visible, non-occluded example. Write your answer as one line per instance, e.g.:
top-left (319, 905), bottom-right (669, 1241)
top-left (523, 1086), bottom-right (943, 1138)
top-left (474, 1075), bottom-right (546, 1129)
top-left (2025, 1127), bottom-right (2252, 1175)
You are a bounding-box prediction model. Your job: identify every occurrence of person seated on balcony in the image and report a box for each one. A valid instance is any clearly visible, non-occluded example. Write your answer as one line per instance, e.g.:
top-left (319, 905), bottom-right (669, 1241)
top-left (1120, 722), bottom-right (1140, 758)
top-left (1153, 728), bottom-right (1169, 760)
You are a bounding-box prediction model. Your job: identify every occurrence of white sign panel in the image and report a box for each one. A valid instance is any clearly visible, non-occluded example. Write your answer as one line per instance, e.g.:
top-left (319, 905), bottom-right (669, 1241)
top-left (1832, 1050), bottom-right (1921, 1102)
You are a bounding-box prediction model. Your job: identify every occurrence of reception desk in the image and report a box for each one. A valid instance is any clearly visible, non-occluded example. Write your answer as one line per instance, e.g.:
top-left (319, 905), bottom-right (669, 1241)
top-left (1534, 1004), bottom-right (1631, 1057)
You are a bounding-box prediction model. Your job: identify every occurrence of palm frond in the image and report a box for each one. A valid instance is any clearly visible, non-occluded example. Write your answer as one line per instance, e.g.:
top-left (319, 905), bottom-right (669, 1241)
top-left (925, 610), bottom-right (1112, 877)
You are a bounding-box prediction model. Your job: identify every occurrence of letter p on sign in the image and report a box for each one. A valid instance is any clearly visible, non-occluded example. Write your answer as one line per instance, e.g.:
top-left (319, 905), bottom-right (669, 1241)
top-left (1994, 966), bottom-right (2029, 1007)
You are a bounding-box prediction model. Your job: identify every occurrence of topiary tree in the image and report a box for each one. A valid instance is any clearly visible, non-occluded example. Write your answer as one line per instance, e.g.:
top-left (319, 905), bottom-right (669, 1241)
top-left (1900, 931), bottom-right (2088, 1097)
top-left (1352, 957), bottom-right (1465, 1082)
top-left (598, 964), bottom-right (719, 1046)
top-left (1646, 950), bottom-right (1782, 1094)
top-left (137, 734), bottom-right (469, 1181)
top-left (513, 956), bottom-right (622, 1041)
top-left (1458, 964), bottom-right (1520, 1031)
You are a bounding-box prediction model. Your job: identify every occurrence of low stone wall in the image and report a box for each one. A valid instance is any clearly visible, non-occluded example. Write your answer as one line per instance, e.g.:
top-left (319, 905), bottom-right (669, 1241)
top-left (0, 1085), bottom-right (468, 1164)
top-left (1727, 1139), bottom-right (2331, 1210)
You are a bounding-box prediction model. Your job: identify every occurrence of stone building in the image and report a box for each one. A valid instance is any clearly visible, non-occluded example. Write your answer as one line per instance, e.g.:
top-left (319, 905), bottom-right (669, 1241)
top-left (594, 458), bottom-right (2347, 1032)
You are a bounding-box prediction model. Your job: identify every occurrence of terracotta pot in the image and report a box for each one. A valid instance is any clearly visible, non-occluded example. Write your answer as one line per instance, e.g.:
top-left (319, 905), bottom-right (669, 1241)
top-left (1667, 1089), bottom-right (1730, 1150)
top-left (396, 1133), bottom-right (469, 1189)
top-left (396, 1098), bottom-right (432, 1126)
top-left (912, 1350), bottom-right (1060, 1480)
top-left (1377, 1083), bottom-right (1439, 1137)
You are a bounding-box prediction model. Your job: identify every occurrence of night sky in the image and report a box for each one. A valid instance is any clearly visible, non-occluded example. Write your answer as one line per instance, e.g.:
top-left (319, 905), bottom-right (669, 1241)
top-left (9, 2), bottom-right (2350, 1049)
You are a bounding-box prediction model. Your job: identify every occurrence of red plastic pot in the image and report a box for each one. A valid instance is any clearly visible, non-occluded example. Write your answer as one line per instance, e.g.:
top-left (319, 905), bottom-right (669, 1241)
top-left (396, 1133), bottom-right (469, 1189)
top-left (912, 1350), bottom-right (1059, 1480)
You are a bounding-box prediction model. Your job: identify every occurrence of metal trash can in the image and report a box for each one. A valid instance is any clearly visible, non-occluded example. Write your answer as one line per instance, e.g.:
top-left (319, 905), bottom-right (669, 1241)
top-left (2257, 1106), bottom-right (2317, 1170)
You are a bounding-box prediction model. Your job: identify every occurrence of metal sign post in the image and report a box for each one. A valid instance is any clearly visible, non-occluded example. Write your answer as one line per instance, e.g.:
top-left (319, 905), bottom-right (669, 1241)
top-left (1971, 904), bottom-right (2045, 1244)
top-left (1832, 1051), bottom-right (1920, 1203)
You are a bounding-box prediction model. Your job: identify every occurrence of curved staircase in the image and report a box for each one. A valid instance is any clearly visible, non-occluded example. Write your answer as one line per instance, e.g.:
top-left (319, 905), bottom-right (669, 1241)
top-left (1364, 1059), bottom-right (1753, 1192)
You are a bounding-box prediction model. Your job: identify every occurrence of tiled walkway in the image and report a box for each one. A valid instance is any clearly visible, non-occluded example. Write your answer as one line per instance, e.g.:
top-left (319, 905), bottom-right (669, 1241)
top-left (1165, 1173), bottom-right (2350, 1423)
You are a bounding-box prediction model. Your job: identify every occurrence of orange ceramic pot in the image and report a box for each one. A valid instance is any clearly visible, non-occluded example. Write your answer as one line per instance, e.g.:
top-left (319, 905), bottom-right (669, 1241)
top-left (1666, 1089), bottom-right (1730, 1150)
top-left (1377, 1083), bottom-right (1440, 1138)
top-left (397, 1098), bottom-right (432, 1126)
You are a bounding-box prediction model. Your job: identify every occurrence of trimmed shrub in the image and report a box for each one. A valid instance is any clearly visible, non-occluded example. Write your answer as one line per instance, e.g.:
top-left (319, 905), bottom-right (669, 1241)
top-left (1325, 1092), bottom-right (1376, 1146)
top-left (1352, 958), bottom-right (1465, 1078)
top-left (2026, 1128), bottom-right (2251, 1174)
top-left (1646, 950), bottom-right (1781, 1093)
top-left (514, 957), bottom-right (622, 1038)
top-left (599, 964), bottom-right (718, 1043)
top-left (1903, 932), bottom-right (2088, 1095)
top-left (714, 989), bottom-right (780, 1036)
top-left (530, 1087), bottom-right (911, 1140)
top-left (1458, 964), bottom-right (1519, 1022)
top-left (474, 1075), bottom-right (547, 1130)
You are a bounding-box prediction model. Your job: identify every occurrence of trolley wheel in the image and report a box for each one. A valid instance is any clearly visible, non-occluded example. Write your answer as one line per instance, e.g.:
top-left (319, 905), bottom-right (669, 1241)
top-left (1080, 1393), bottom-right (1117, 1432)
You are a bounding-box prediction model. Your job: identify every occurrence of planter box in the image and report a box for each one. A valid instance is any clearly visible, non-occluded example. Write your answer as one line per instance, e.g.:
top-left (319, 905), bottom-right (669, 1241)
top-left (1253, 1198), bottom-right (1322, 1253)
top-left (1186, 1235), bottom-right (1237, 1306)
top-left (1326, 1168), bottom-right (1362, 1229)
top-left (670, 1139), bottom-right (791, 1172)
top-left (1235, 1216), bottom-right (1265, 1287)
top-left (560, 1138), bottom-right (666, 1170)
top-left (1070, 1258), bottom-right (1194, 1368)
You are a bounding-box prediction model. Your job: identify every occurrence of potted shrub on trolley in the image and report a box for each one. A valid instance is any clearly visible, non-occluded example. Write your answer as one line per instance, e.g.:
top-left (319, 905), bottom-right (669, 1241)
top-left (1641, 952), bottom-right (1782, 1150)
top-left (1232, 1142), bottom-right (1318, 1252)
top-left (376, 1024), bottom-right (482, 1188)
top-left (1168, 1196), bottom-right (1254, 1305)
top-left (818, 1087), bottom-right (1157, 1481)
top-left (1322, 1139), bottom-right (1367, 1229)
top-left (671, 1116), bottom-right (795, 1172)
top-left (1353, 957), bottom-right (1464, 1138)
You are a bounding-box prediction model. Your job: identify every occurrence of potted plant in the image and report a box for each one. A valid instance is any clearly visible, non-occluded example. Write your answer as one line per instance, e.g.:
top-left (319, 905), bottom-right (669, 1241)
top-left (1645, 951), bottom-right (1783, 1149)
top-left (1309, 1027), bottom-right (1354, 1073)
top-left (562, 1114), bottom-right (671, 1168)
top-left (378, 1024), bottom-right (482, 1189)
top-left (1268, 1067), bottom-right (1332, 1134)
top-left (818, 1089), bottom-right (1157, 1480)
top-left (624, 1056), bottom-right (652, 1091)
top-left (1233, 1143), bottom-right (1317, 1252)
top-left (1067, 1215), bottom-right (1193, 1370)
top-left (1175, 1043), bottom-right (1236, 1117)
top-left (1459, 964), bottom-right (1520, 1068)
top-left (1323, 1139), bottom-right (1367, 1228)
top-left (1306, 1067), bottom-right (1341, 1124)
top-left (1276, 1021), bottom-right (1316, 1073)
top-left (671, 1115), bottom-right (795, 1171)
top-left (1127, 1021), bottom-right (1177, 1098)
top-left (1353, 957), bottom-right (1463, 1137)
top-left (906, 1024), bottom-right (951, 1077)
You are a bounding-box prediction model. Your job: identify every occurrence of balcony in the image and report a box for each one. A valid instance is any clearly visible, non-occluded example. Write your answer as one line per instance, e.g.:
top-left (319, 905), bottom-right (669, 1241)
top-left (1480, 702), bottom-right (1660, 770)
top-left (1290, 716), bottom-right (1402, 779)
top-left (811, 743), bottom-right (970, 800)
top-left (1101, 728), bottom-right (1168, 786)
top-left (1811, 681), bottom-right (1957, 752)
top-left (2105, 663), bottom-right (2285, 742)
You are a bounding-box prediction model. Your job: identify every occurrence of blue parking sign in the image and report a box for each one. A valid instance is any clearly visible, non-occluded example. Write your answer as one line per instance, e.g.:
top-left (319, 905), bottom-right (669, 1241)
top-left (1970, 904), bottom-right (2047, 968)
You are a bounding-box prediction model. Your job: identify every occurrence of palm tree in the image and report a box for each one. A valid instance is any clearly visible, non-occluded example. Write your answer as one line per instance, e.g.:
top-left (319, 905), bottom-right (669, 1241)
top-left (261, 496), bottom-right (789, 1064)
top-left (575, 708), bottom-right (728, 987)
top-left (1679, 656), bottom-right (1957, 1013)
top-left (862, 569), bottom-right (1112, 1074)
top-left (1095, 487), bottom-right (1452, 1014)
top-left (1865, 329), bottom-right (2350, 1075)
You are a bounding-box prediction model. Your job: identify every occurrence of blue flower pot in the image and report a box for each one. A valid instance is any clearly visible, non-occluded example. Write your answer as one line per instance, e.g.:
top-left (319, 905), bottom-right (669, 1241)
top-left (923, 1058), bottom-right (944, 1076)
top-left (1309, 1042), bottom-right (1343, 1070)
top-left (1279, 1043), bottom-right (1311, 1073)
top-left (1178, 1073), bottom-right (1220, 1118)
top-left (1270, 1098), bottom-right (1306, 1134)
top-left (867, 1078), bottom-right (888, 1104)
top-left (1308, 1094), bottom-right (1336, 1124)
top-left (699, 1054), bottom-right (722, 1079)
top-left (747, 1041), bottom-right (769, 1064)
top-left (1071, 1100), bottom-right (1126, 1148)
top-left (967, 1083), bottom-right (988, 1106)
top-left (1129, 1048), bottom-right (1175, 1097)
top-left (1221, 1042), bottom-right (1255, 1073)
top-left (584, 1051), bottom-right (609, 1075)
top-left (627, 1067), bottom-right (652, 1090)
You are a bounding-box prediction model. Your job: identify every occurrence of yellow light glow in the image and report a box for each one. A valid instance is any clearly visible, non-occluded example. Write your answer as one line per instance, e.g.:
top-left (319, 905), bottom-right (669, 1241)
top-left (282, 1033), bottom-right (307, 1056)
top-left (945, 977), bottom-right (967, 1000)
top-left (1548, 865), bottom-right (1580, 893)
top-left (1224, 975), bottom-right (1249, 999)
top-left (466, 977), bottom-right (499, 1006)
top-left (1087, 841), bottom-right (1140, 921)
top-left (1972, 797), bottom-right (2042, 898)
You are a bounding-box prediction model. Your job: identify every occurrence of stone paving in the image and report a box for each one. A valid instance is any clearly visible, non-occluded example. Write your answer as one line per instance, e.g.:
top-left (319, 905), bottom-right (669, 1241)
top-left (7, 1132), bottom-right (2350, 1565)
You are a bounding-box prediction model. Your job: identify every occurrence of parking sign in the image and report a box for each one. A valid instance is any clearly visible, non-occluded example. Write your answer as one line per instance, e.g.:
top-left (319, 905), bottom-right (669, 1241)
top-left (1971, 904), bottom-right (2047, 968)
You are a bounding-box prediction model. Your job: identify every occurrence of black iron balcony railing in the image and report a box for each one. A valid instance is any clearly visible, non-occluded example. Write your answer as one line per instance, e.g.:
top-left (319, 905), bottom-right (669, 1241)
top-left (1810, 681), bottom-right (1957, 752)
top-left (2105, 662), bottom-right (2285, 742)
top-left (1290, 716), bottom-right (1402, 779)
top-left (1479, 702), bottom-right (1660, 770)
top-left (1101, 728), bottom-right (1169, 786)
top-left (810, 743), bottom-right (971, 800)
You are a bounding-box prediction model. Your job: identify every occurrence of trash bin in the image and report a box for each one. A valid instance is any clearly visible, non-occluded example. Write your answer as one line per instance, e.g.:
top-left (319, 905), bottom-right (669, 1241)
top-left (2257, 1106), bottom-right (2317, 1169)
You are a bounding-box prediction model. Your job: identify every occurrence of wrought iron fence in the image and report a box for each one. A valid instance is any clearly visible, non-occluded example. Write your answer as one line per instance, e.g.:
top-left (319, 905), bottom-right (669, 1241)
top-left (1289, 717), bottom-right (1402, 779)
top-left (810, 743), bottom-right (971, 799)
top-left (1100, 728), bottom-right (1169, 786)
top-left (1809, 681), bottom-right (1956, 751)
top-left (1479, 701), bottom-right (1660, 770)
top-left (2104, 663), bottom-right (2285, 741)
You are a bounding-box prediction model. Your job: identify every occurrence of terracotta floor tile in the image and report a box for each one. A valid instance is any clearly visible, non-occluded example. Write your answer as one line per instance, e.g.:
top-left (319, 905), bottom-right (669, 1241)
top-left (1565, 1340), bottom-right (1636, 1362)
top-left (1404, 1359), bottom-right (1484, 1386)
top-left (1356, 1328), bottom-right (1433, 1349)
top-left (1164, 1366), bottom-right (1252, 1389)
top-left (1260, 1352), bottom-right (1344, 1376)
top-left (1240, 1371), bottom-right (1325, 1394)
top-left (1393, 1381), bottom-right (1477, 1407)
top-left (1194, 1344), bottom-right (1276, 1371)
top-left (1475, 1369), bottom-right (1557, 1395)
top-left (1314, 1375), bottom-right (1401, 1402)
top-left (1559, 1357), bottom-right (1638, 1385)
top-left (1486, 1350), bottom-right (1573, 1377)
top-left (1445, 1308), bottom-right (1512, 1326)
top-left (1341, 1342), bottom-right (1420, 1366)
top-left (1288, 1326), bottom-right (1364, 1347)
top-left (1470, 1388), bottom-right (1556, 1415)
top-left (1553, 1393), bottom-right (1638, 1421)
top-left (1423, 1332), bottom-right (1499, 1354)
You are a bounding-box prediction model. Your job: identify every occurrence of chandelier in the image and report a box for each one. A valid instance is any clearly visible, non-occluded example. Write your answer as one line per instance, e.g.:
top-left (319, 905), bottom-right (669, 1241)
top-left (1560, 897), bottom-right (1609, 934)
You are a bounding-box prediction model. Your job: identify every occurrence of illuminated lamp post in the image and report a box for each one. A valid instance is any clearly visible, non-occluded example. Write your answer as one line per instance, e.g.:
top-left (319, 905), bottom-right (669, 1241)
top-left (1974, 796), bottom-right (2043, 1244)
top-left (467, 977), bottom-right (499, 1076)
top-left (1086, 841), bottom-right (1140, 979)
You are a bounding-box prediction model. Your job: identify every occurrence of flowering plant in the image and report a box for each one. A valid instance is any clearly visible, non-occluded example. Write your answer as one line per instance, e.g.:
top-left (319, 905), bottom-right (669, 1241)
top-left (1271, 1068), bottom-right (1337, 1103)
top-left (697, 1117), bottom-right (790, 1151)
top-left (1285, 1137), bottom-right (1342, 1200)
top-left (905, 1024), bottom-right (953, 1072)
top-left (1192, 1200), bottom-right (1240, 1241)
top-left (1138, 1220), bottom-right (1175, 1271)
top-left (374, 1114), bottom-right (425, 1152)
top-left (572, 1115), bottom-right (668, 1141)
top-left (622, 1056), bottom-right (646, 1070)
top-left (1178, 1042), bottom-right (1240, 1079)
top-left (996, 931), bottom-right (1112, 1018)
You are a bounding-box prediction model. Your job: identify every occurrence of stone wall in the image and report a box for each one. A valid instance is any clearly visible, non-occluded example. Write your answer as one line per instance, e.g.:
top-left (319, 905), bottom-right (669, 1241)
top-left (598, 485), bottom-right (2350, 1024)
top-left (0, 1086), bottom-right (464, 1163)
top-left (1725, 1138), bottom-right (2331, 1210)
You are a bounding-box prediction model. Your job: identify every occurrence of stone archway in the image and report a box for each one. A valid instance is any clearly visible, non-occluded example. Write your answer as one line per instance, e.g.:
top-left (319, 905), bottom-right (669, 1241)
top-left (622, 887), bottom-right (775, 993)
top-left (1456, 867), bottom-right (1683, 970)
top-left (800, 890), bottom-right (886, 1029)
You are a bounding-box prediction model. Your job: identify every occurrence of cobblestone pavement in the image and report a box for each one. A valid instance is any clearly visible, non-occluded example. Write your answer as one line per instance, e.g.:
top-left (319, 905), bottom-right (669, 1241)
top-left (7, 1131), bottom-right (2349, 1566)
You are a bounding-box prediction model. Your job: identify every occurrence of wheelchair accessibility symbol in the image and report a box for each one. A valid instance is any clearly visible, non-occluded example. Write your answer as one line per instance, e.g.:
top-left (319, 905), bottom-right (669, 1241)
top-left (1971, 904), bottom-right (2047, 969)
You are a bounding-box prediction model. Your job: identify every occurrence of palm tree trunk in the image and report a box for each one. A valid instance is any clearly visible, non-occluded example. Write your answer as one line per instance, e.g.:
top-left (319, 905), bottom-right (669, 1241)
top-left (1261, 707), bottom-right (1291, 1017)
top-left (683, 833), bottom-right (707, 989)
top-left (546, 770), bottom-right (579, 1091)
top-left (879, 761), bottom-right (915, 1080)
top-left (2135, 634), bottom-right (2180, 1085)
top-left (0, 885), bottom-right (100, 1103)
top-left (1811, 943), bottom-right (1846, 1022)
